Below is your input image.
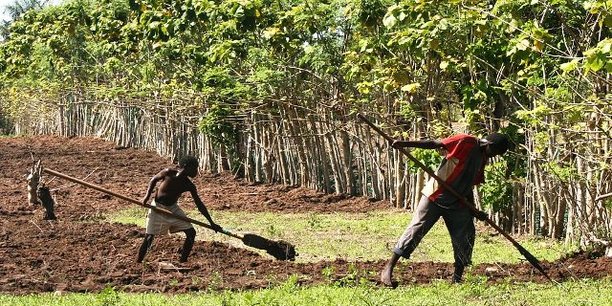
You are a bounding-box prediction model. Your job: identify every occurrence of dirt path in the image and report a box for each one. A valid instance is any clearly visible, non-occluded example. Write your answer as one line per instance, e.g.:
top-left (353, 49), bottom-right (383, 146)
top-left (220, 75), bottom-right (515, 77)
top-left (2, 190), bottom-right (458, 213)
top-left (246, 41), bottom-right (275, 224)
top-left (0, 136), bottom-right (609, 293)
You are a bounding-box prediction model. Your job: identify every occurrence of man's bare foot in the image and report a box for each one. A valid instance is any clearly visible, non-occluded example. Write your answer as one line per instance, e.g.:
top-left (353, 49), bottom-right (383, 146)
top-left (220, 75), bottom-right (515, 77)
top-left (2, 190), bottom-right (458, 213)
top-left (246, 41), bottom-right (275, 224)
top-left (380, 267), bottom-right (394, 287)
top-left (380, 253), bottom-right (401, 288)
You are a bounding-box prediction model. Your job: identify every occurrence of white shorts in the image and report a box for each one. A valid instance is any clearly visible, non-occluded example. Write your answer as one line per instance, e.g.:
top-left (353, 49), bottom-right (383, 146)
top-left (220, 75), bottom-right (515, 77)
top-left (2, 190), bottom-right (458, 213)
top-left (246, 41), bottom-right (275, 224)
top-left (145, 200), bottom-right (193, 235)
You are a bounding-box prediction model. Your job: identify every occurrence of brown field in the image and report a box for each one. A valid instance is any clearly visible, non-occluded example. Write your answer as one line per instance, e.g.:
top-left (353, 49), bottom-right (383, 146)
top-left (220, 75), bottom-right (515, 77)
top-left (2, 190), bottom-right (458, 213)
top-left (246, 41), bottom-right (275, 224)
top-left (0, 136), bottom-right (609, 293)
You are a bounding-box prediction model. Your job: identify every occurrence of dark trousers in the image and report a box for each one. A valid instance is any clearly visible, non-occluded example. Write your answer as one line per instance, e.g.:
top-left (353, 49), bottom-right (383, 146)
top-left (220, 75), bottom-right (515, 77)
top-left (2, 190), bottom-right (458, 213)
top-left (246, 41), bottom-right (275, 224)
top-left (393, 195), bottom-right (475, 267)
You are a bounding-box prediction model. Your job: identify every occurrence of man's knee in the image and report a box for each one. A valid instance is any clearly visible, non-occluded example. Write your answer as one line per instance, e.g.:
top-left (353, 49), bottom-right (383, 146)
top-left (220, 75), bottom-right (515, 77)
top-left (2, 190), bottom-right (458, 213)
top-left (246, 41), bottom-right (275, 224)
top-left (184, 228), bottom-right (196, 240)
top-left (144, 234), bottom-right (155, 243)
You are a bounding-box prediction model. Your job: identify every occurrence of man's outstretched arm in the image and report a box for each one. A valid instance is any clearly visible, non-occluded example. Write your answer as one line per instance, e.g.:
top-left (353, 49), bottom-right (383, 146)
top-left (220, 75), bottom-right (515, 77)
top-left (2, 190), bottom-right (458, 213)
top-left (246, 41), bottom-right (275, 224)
top-left (189, 187), bottom-right (221, 231)
top-left (142, 170), bottom-right (166, 204)
top-left (391, 139), bottom-right (443, 149)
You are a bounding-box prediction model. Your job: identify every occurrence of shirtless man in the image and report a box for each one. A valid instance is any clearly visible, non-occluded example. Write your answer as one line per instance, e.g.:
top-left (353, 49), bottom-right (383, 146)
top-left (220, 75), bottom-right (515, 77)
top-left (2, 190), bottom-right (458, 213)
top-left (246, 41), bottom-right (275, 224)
top-left (137, 156), bottom-right (222, 263)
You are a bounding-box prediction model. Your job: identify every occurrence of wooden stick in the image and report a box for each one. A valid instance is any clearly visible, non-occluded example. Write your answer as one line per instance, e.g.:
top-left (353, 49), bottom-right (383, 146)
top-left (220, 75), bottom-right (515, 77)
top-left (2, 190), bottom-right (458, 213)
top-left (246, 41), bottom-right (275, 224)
top-left (42, 168), bottom-right (242, 240)
top-left (43, 167), bottom-right (297, 260)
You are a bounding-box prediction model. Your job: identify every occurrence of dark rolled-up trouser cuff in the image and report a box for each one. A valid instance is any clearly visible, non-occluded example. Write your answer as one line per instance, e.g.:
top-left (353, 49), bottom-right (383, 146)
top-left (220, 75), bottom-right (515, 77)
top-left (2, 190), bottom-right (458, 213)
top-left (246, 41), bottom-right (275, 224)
top-left (392, 247), bottom-right (411, 259)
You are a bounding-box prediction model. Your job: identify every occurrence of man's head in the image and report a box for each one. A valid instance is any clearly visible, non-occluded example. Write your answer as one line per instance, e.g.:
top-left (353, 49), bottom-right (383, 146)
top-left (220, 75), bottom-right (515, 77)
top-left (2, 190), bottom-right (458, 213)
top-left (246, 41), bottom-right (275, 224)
top-left (179, 155), bottom-right (199, 177)
top-left (484, 133), bottom-right (511, 157)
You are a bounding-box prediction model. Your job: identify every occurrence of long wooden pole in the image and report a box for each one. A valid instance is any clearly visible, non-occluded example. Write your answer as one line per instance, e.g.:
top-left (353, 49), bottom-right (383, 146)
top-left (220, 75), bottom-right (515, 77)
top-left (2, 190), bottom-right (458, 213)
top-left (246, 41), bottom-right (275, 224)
top-left (357, 113), bottom-right (553, 281)
top-left (42, 168), bottom-right (242, 239)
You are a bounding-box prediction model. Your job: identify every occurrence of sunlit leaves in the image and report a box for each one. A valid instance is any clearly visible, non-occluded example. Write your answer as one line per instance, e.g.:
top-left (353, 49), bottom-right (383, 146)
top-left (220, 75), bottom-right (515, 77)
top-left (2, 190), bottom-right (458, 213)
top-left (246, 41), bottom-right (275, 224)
top-left (397, 99), bottom-right (416, 120)
top-left (560, 59), bottom-right (580, 73)
top-left (480, 159), bottom-right (513, 212)
top-left (262, 27), bottom-right (280, 40)
top-left (357, 0), bottom-right (387, 28)
top-left (583, 38), bottom-right (612, 72)
top-left (545, 161), bottom-right (579, 183)
top-left (406, 147), bottom-right (443, 172)
top-left (199, 101), bottom-right (238, 149)
top-left (382, 12), bottom-right (396, 28)
top-left (400, 82), bottom-right (420, 93)
top-left (0, 0), bottom-right (609, 132)
top-left (515, 105), bottom-right (552, 127)
top-left (584, 0), bottom-right (612, 27)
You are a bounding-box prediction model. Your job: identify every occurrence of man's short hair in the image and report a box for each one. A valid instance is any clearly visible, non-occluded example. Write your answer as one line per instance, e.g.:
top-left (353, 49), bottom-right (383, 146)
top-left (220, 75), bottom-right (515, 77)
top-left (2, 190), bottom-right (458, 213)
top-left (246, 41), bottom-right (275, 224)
top-left (485, 133), bottom-right (511, 155)
top-left (178, 155), bottom-right (199, 169)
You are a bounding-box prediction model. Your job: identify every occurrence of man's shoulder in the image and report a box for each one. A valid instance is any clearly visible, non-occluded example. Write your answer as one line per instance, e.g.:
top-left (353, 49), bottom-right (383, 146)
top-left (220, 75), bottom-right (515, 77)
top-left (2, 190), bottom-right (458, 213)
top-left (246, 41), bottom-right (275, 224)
top-left (160, 168), bottom-right (179, 175)
top-left (181, 176), bottom-right (196, 188)
top-left (442, 133), bottom-right (477, 144)
top-left (447, 133), bottom-right (476, 140)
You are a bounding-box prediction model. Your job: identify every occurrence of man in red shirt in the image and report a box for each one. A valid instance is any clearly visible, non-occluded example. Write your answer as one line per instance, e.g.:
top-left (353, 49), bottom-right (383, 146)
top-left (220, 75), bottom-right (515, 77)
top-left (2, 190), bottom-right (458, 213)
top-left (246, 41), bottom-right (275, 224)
top-left (381, 133), bottom-right (510, 286)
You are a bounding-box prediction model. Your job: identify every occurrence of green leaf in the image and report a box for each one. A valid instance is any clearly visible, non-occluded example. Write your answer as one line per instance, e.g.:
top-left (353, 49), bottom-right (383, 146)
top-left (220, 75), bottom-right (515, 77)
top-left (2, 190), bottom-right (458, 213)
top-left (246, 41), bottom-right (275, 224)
top-left (605, 14), bottom-right (612, 27)
top-left (439, 61), bottom-right (449, 70)
top-left (398, 12), bottom-right (406, 21)
top-left (357, 81), bottom-right (373, 94)
top-left (263, 27), bottom-right (279, 40)
top-left (383, 14), bottom-right (397, 28)
top-left (560, 59), bottom-right (579, 73)
top-left (516, 39), bottom-right (530, 51)
top-left (401, 82), bottom-right (421, 93)
top-left (600, 40), bottom-right (611, 54)
top-left (148, 21), bottom-right (160, 30)
top-left (585, 52), bottom-right (606, 72)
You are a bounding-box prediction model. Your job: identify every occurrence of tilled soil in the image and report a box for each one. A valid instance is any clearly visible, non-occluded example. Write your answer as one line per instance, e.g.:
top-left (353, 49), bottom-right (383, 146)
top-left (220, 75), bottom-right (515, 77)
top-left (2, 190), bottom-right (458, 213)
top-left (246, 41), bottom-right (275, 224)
top-left (0, 136), bottom-right (610, 293)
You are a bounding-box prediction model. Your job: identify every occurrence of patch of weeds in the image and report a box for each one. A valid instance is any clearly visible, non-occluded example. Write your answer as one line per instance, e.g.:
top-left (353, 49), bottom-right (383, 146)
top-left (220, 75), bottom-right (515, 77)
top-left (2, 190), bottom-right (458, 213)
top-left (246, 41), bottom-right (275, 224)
top-left (481, 234), bottom-right (496, 244)
top-left (462, 274), bottom-right (490, 298)
top-left (358, 274), bottom-right (373, 286)
top-left (356, 287), bottom-right (394, 306)
top-left (96, 285), bottom-right (119, 306)
top-left (307, 213), bottom-right (323, 229)
top-left (266, 224), bottom-right (280, 237)
top-left (208, 271), bottom-right (224, 291)
top-left (168, 278), bottom-right (179, 287)
top-left (191, 276), bottom-right (202, 286)
top-left (463, 272), bottom-right (489, 285)
top-left (321, 266), bottom-right (335, 283)
top-left (334, 263), bottom-right (362, 287)
top-left (280, 274), bottom-right (299, 291)
top-left (265, 273), bottom-right (283, 287)
top-left (219, 291), bottom-right (235, 306)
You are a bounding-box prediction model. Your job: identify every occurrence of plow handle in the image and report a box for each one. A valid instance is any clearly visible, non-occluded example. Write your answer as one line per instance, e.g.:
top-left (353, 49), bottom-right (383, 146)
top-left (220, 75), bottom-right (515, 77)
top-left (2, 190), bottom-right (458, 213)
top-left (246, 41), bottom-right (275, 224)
top-left (357, 113), bottom-right (552, 281)
top-left (42, 168), bottom-right (242, 240)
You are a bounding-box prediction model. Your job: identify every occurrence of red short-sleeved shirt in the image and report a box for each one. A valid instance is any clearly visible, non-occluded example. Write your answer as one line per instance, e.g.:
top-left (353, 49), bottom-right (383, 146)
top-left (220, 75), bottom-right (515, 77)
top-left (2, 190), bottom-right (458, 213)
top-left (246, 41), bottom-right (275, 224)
top-left (422, 134), bottom-right (487, 205)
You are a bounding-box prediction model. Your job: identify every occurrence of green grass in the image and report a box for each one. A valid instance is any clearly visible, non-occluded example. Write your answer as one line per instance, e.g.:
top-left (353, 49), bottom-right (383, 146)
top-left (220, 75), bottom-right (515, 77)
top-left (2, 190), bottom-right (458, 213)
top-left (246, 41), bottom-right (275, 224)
top-left (1, 278), bottom-right (610, 306)
top-left (111, 208), bottom-right (575, 263)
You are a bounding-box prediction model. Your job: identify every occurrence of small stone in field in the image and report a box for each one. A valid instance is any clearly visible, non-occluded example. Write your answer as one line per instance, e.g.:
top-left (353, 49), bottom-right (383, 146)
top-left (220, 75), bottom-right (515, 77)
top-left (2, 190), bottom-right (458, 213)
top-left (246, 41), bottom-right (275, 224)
top-left (485, 267), bottom-right (498, 275)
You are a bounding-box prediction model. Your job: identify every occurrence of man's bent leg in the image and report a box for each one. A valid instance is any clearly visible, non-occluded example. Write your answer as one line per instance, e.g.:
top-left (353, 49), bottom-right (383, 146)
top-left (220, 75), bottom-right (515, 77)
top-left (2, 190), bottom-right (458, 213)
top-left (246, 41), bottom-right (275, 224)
top-left (443, 207), bottom-right (475, 283)
top-left (137, 234), bottom-right (155, 263)
top-left (180, 228), bottom-right (196, 262)
top-left (381, 196), bottom-right (441, 286)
